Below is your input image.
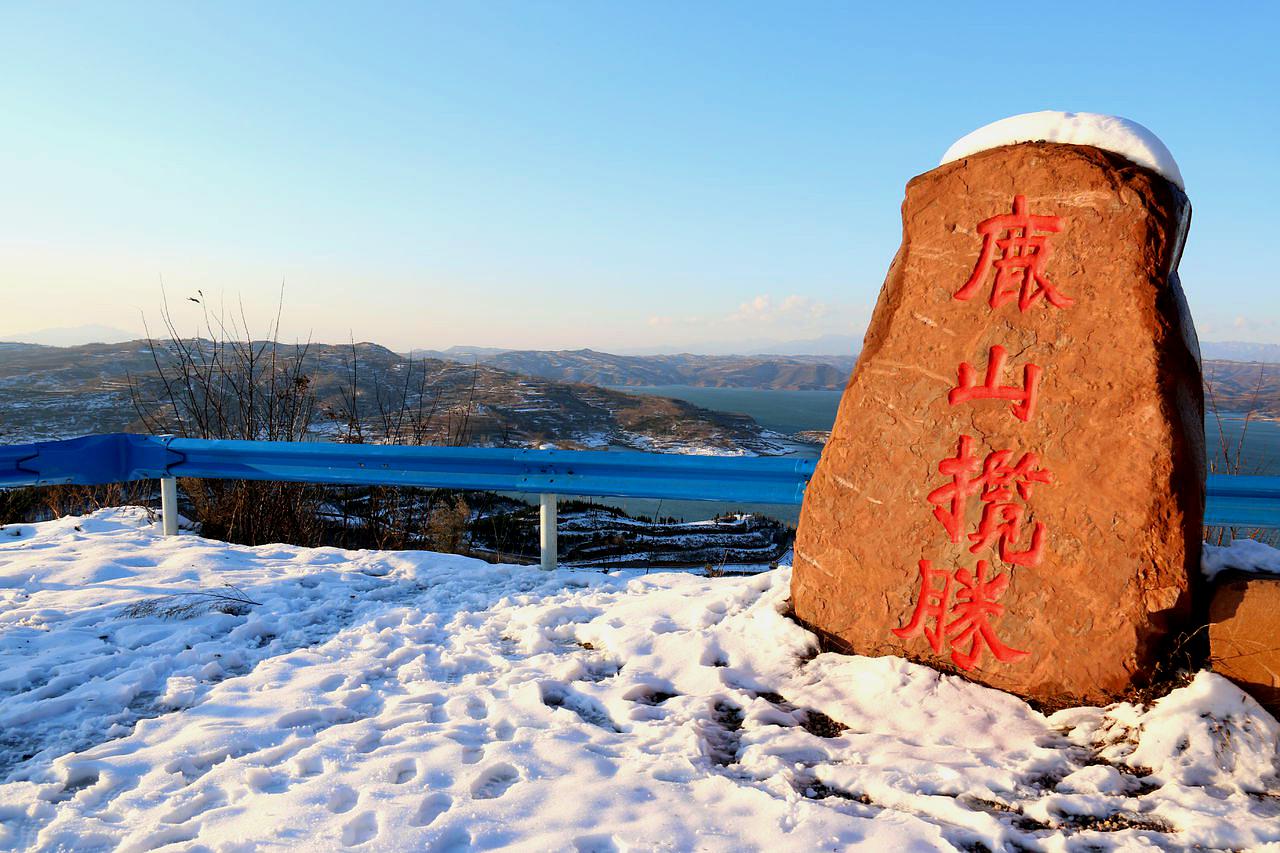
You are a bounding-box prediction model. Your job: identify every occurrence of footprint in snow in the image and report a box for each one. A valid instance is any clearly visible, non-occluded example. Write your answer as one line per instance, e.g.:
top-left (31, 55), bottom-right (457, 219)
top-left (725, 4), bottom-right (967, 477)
top-left (275, 708), bottom-right (333, 730)
top-left (316, 673), bottom-right (346, 692)
top-left (574, 835), bottom-right (621, 853)
top-left (411, 793), bottom-right (452, 827)
top-left (290, 749), bottom-right (325, 777)
top-left (390, 757), bottom-right (417, 785)
top-left (354, 730), bottom-right (382, 754)
top-left (465, 695), bottom-right (488, 720)
top-left (136, 824), bottom-right (200, 851)
top-left (244, 767), bottom-right (288, 793)
top-left (161, 789), bottom-right (224, 824)
top-left (45, 766), bottom-right (101, 804)
top-left (341, 811), bottom-right (378, 846)
top-left (470, 763), bottom-right (520, 799)
top-left (428, 826), bottom-right (472, 853)
top-left (327, 784), bottom-right (358, 814)
top-left (246, 734), bottom-right (313, 770)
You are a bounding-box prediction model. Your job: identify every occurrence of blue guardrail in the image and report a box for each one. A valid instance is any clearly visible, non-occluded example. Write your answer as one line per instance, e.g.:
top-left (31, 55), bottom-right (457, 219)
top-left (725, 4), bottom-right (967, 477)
top-left (2, 433), bottom-right (1278, 527)
top-left (0, 434), bottom-right (815, 506)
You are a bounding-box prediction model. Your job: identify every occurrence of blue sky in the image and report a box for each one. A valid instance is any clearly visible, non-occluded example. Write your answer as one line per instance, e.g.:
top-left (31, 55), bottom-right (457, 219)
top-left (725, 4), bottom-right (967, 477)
top-left (2, 2), bottom-right (1277, 352)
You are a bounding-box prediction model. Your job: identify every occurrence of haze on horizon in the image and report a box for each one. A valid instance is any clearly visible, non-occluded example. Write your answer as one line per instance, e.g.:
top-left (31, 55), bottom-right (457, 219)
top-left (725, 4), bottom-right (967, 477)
top-left (3, 2), bottom-right (1278, 353)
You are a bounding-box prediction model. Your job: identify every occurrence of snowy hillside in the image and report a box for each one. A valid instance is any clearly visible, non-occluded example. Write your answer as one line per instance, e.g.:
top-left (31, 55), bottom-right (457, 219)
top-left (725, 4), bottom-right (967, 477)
top-left (1, 510), bottom-right (1277, 851)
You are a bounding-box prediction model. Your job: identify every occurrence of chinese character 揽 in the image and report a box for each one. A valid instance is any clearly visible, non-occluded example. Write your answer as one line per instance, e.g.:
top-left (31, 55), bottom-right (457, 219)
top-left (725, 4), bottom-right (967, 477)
top-left (954, 194), bottom-right (1072, 312)
top-left (926, 434), bottom-right (1052, 567)
top-left (893, 559), bottom-right (1029, 671)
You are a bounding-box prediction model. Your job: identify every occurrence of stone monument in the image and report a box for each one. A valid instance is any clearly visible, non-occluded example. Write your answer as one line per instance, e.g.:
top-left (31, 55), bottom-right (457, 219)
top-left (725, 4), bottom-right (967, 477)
top-left (792, 112), bottom-right (1205, 706)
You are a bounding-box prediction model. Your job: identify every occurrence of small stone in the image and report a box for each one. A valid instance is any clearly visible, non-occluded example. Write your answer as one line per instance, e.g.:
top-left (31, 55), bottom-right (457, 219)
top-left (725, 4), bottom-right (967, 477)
top-left (1209, 573), bottom-right (1280, 716)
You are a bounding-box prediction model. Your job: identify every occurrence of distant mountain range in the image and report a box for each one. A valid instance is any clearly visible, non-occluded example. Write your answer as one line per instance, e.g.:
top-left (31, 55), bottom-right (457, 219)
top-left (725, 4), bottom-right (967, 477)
top-left (412, 345), bottom-right (1280, 418)
top-left (5, 339), bottom-right (1280, 450)
top-left (411, 348), bottom-right (857, 391)
top-left (8, 327), bottom-right (1280, 366)
top-left (0, 340), bottom-right (789, 453)
top-left (409, 341), bottom-right (1280, 390)
top-left (1200, 341), bottom-right (1280, 363)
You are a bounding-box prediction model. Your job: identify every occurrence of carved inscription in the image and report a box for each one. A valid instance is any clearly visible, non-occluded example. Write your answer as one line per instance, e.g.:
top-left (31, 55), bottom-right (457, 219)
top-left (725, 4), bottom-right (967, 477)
top-left (897, 195), bottom-right (1067, 670)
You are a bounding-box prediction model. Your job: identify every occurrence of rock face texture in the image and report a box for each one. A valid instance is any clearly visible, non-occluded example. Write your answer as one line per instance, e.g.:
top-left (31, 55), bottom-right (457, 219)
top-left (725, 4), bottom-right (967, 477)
top-left (792, 142), bottom-right (1204, 706)
top-left (1210, 574), bottom-right (1280, 716)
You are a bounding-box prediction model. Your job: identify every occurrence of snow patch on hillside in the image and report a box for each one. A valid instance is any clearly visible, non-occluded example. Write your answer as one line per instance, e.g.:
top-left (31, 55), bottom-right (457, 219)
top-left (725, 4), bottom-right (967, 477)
top-left (0, 509), bottom-right (1276, 851)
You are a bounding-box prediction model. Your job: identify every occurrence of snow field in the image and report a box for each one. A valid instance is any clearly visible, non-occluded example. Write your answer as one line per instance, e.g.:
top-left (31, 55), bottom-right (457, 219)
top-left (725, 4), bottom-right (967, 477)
top-left (0, 509), bottom-right (1277, 851)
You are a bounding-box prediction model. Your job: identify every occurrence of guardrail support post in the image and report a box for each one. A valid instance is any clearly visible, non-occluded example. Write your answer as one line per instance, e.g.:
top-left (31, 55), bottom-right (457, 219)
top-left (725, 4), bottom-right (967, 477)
top-left (540, 493), bottom-right (557, 571)
top-left (160, 477), bottom-right (178, 537)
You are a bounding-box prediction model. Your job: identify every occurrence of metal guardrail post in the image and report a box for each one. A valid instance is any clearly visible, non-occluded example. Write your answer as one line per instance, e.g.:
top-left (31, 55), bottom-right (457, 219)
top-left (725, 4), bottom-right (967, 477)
top-left (160, 477), bottom-right (179, 536)
top-left (540, 493), bottom-right (557, 571)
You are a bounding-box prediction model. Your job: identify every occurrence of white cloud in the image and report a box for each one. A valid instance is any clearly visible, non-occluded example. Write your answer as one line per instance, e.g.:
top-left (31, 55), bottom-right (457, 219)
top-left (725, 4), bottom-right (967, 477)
top-left (1198, 314), bottom-right (1280, 344)
top-left (728, 294), bottom-right (836, 326)
top-left (637, 293), bottom-right (869, 352)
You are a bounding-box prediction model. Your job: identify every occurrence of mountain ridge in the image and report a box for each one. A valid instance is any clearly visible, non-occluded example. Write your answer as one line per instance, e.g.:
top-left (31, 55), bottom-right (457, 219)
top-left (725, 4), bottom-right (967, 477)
top-left (0, 340), bottom-right (789, 454)
top-left (409, 347), bottom-right (857, 390)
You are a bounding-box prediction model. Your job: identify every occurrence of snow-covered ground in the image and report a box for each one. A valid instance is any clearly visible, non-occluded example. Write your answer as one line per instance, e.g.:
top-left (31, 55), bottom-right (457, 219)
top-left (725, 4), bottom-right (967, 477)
top-left (1, 509), bottom-right (1277, 852)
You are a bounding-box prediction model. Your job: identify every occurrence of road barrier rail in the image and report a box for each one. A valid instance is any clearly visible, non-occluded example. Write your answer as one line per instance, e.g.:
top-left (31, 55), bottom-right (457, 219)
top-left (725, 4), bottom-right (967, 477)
top-left (2, 433), bottom-right (1274, 567)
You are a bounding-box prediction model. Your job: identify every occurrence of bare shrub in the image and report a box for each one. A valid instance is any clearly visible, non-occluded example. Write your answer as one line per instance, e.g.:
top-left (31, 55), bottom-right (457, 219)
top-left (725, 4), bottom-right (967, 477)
top-left (125, 288), bottom-right (478, 553)
top-left (1204, 364), bottom-right (1280, 547)
top-left (126, 287), bottom-right (328, 547)
top-left (320, 343), bottom-right (478, 554)
top-left (130, 287), bottom-right (317, 443)
top-left (123, 584), bottom-right (260, 619)
top-left (427, 495), bottom-right (470, 553)
top-left (39, 482), bottom-right (158, 521)
top-left (0, 488), bottom-right (41, 525)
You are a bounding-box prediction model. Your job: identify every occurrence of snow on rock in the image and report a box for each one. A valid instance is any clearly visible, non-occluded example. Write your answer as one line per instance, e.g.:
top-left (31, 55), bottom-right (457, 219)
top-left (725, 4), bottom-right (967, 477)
top-left (1203, 536), bottom-right (1280, 580)
top-left (941, 112), bottom-right (1185, 190)
top-left (1, 508), bottom-right (1279, 851)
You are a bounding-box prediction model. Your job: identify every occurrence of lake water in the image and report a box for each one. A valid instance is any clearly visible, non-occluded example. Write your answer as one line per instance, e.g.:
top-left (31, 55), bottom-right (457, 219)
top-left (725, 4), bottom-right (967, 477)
top-left (582, 385), bottom-right (1280, 524)
top-left (617, 385), bottom-right (844, 440)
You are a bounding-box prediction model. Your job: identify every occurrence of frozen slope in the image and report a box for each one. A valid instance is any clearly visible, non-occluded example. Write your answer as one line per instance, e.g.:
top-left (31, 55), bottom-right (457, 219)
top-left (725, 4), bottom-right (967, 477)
top-left (0, 509), bottom-right (1277, 851)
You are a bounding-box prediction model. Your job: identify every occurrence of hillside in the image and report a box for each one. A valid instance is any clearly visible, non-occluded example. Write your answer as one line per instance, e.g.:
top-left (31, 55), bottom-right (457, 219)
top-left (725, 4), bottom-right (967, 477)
top-left (414, 348), bottom-right (1280, 411)
top-left (1204, 360), bottom-right (1280, 417)
top-left (0, 340), bottom-right (787, 454)
top-left (5, 340), bottom-right (1278, 453)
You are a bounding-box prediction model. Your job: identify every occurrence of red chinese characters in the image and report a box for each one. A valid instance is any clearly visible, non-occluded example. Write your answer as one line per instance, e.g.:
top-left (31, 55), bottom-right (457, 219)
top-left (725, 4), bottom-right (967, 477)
top-left (954, 194), bottom-right (1073, 312)
top-left (949, 345), bottom-right (1042, 423)
top-left (893, 560), bottom-right (1030, 670)
top-left (925, 435), bottom-right (1052, 567)
top-left (894, 194), bottom-right (1067, 672)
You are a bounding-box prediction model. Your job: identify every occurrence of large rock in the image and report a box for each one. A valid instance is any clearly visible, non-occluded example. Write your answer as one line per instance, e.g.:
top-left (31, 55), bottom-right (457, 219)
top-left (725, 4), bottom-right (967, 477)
top-left (792, 142), bottom-right (1204, 706)
top-left (1209, 573), bottom-right (1280, 716)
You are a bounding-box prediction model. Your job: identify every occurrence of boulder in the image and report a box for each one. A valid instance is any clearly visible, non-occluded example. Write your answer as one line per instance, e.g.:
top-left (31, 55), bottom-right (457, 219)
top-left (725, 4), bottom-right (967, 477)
top-left (791, 141), bottom-right (1204, 706)
top-left (1209, 573), bottom-right (1280, 716)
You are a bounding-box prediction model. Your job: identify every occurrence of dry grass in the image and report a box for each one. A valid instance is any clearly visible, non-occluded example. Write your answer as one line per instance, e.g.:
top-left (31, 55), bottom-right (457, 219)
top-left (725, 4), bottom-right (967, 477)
top-left (123, 584), bottom-right (260, 619)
